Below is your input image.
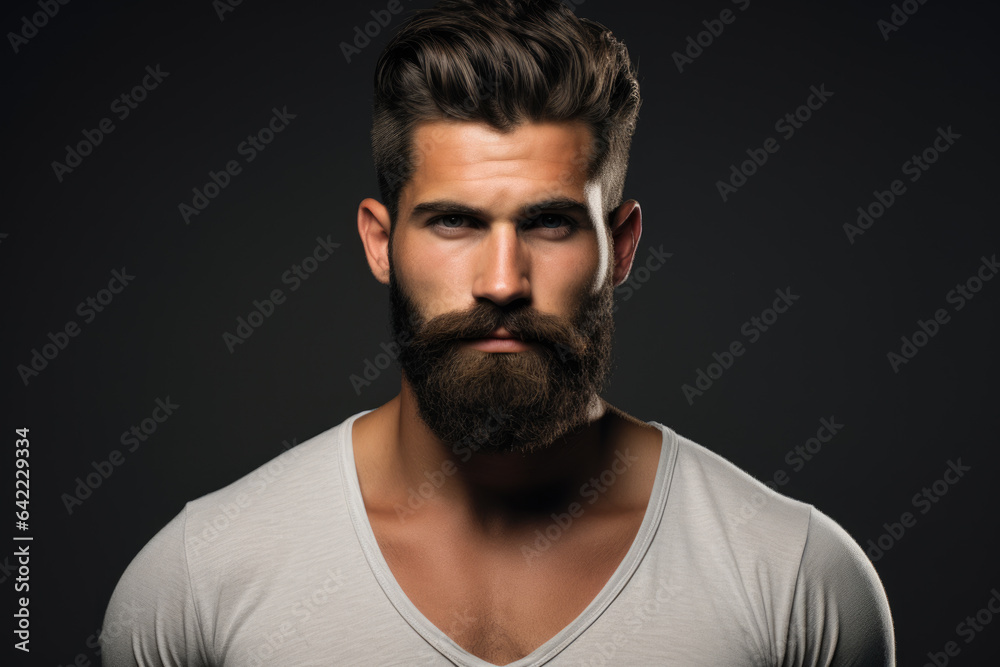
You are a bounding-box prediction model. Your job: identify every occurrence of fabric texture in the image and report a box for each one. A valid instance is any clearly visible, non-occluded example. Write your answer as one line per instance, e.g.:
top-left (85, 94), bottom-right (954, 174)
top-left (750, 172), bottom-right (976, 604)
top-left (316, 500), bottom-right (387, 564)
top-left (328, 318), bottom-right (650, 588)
top-left (101, 410), bottom-right (895, 666)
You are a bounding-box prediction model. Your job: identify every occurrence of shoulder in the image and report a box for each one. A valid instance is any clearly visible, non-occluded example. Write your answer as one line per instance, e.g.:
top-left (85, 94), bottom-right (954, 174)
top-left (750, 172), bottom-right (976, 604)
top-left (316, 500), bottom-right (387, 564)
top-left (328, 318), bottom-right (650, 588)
top-left (100, 412), bottom-right (368, 664)
top-left (177, 411), bottom-right (367, 561)
top-left (185, 415), bottom-right (351, 520)
top-left (664, 427), bottom-right (814, 541)
top-left (783, 508), bottom-right (896, 665)
top-left (647, 425), bottom-right (816, 613)
top-left (100, 504), bottom-right (209, 666)
top-left (654, 426), bottom-right (894, 664)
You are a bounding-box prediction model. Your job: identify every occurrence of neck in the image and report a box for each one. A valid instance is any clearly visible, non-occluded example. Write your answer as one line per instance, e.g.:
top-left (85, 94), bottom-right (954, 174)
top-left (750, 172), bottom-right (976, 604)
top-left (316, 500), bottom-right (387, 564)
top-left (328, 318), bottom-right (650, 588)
top-left (355, 380), bottom-right (637, 532)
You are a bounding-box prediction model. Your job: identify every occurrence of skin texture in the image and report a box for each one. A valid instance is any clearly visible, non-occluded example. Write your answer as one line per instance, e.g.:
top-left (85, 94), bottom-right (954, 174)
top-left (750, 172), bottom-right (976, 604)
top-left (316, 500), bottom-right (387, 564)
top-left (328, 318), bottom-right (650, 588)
top-left (355, 119), bottom-right (663, 663)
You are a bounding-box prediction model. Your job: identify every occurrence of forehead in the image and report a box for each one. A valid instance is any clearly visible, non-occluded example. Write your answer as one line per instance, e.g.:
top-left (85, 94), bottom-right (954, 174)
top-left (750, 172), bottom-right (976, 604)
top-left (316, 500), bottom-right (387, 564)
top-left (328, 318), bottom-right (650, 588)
top-left (401, 120), bottom-right (596, 215)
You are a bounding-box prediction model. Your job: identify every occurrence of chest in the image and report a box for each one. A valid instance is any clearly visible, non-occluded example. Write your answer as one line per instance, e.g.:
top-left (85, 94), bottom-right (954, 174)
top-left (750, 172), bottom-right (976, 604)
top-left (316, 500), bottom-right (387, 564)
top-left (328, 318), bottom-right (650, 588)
top-left (369, 511), bottom-right (644, 664)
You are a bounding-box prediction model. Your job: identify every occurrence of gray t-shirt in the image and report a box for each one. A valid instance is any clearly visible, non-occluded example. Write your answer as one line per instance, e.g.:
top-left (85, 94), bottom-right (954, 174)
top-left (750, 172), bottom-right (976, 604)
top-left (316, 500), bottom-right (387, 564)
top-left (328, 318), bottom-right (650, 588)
top-left (101, 410), bottom-right (894, 666)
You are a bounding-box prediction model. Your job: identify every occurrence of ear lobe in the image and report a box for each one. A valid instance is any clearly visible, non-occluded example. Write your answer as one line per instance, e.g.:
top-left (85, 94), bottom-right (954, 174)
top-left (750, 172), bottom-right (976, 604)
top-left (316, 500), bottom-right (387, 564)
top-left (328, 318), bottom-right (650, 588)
top-left (357, 198), bottom-right (392, 285)
top-left (610, 200), bottom-right (642, 287)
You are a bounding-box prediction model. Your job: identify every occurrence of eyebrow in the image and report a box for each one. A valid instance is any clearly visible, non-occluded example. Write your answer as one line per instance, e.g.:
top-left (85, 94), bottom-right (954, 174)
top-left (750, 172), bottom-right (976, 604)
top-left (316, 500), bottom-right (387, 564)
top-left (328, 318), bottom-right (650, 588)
top-left (409, 198), bottom-right (590, 220)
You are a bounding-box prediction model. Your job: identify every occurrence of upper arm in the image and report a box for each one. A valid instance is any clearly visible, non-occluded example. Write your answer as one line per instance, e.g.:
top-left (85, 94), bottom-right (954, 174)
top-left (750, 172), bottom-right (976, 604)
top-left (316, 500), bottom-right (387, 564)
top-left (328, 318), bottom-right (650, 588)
top-left (100, 505), bottom-right (209, 667)
top-left (781, 508), bottom-right (896, 667)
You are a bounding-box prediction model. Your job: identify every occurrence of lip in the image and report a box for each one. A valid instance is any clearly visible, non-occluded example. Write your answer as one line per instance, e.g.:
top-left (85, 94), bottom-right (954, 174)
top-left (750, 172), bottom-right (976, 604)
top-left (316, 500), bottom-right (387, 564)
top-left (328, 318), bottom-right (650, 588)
top-left (463, 327), bottom-right (536, 352)
top-left (486, 326), bottom-right (514, 339)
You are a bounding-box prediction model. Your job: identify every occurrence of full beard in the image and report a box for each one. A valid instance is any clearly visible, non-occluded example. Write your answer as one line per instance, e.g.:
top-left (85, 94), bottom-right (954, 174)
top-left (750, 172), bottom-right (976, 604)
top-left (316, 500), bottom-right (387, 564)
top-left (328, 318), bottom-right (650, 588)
top-left (388, 270), bottom-right (615, 456)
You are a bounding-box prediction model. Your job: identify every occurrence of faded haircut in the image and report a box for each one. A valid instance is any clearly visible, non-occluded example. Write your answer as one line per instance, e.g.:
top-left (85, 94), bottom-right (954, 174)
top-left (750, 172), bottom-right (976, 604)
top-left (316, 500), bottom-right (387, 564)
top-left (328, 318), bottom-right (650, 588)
top-left (371, 0), bottom-right (641, 224)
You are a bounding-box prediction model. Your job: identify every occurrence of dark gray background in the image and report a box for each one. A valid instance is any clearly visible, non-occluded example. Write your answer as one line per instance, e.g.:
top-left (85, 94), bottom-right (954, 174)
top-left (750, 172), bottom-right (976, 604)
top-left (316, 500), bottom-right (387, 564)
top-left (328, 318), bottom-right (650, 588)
top-left (3, 0), bottom-right (998, 664)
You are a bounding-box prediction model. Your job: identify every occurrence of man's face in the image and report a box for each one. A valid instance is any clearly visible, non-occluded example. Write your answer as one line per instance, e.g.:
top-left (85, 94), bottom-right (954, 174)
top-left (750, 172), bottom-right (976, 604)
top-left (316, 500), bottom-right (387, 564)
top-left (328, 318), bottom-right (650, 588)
top-left (388, 120), bottom-right (616, 454)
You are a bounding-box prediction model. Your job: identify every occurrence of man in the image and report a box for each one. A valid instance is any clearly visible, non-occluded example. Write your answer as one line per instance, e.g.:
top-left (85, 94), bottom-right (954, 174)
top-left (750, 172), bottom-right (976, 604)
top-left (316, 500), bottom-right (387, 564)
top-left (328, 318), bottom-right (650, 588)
top-left (102, 1), bottom-right (895, 664)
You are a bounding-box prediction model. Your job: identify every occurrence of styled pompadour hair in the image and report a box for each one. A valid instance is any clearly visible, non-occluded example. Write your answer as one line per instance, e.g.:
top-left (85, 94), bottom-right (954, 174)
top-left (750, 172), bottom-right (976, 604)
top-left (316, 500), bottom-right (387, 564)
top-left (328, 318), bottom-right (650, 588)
top-left (371, 0), bottom-right (641, 223)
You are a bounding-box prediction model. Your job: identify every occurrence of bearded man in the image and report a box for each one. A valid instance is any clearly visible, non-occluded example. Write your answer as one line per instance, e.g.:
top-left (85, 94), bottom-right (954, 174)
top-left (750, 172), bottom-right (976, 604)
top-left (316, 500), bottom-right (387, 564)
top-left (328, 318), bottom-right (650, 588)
top-left (101, 1), bottom-right (895, 665)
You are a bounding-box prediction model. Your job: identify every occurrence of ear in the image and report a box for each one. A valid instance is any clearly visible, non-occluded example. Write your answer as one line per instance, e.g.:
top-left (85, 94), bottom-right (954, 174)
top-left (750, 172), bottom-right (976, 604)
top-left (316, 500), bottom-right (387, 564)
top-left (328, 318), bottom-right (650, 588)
top-left (609, 200), bottom-right (642, 287)
top-left (357, 198), bottom-right (392, 285)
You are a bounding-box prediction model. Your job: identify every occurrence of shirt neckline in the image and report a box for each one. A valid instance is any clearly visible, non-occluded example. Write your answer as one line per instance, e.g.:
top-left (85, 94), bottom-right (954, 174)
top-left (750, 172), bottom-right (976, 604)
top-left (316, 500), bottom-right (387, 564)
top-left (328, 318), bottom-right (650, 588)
top-left (339, 410), bottom-right (678, 667)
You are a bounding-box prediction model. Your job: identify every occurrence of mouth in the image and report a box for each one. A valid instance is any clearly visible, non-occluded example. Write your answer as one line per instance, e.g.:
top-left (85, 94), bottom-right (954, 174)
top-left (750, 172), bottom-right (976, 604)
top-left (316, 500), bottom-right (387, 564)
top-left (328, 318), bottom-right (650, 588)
top-left (462, 326), bottom-right (537, 353)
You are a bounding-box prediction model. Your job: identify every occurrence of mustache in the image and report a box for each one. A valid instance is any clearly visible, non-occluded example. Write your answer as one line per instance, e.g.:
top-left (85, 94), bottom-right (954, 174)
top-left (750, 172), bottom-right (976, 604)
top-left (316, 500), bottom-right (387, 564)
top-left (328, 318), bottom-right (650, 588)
top-left (406, 301), bottom-right (591, 358)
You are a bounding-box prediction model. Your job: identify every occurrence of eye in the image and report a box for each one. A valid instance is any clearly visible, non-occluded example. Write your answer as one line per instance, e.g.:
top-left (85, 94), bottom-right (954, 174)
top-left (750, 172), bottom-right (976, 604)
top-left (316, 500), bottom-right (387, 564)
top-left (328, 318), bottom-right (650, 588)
top-left (537, 214), bottom-right (566, 228)
top-left (434, 214), bottom-right (472, 229)
top-left (428, 213), bottom-right (476, 234)
top-left (523, 214), bottom-right (578, 235)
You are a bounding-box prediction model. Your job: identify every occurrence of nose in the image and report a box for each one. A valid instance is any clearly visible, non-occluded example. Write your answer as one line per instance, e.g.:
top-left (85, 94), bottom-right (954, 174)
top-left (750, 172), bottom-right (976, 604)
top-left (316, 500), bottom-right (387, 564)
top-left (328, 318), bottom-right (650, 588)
top-left (471, 222), bottom-right (531, 307)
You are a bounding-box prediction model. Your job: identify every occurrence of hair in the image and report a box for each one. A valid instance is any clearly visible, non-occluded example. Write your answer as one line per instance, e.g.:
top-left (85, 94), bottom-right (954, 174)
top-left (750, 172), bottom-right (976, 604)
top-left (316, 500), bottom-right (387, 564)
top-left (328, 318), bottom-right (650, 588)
top-left (371, 0), bottom-right (641, 224)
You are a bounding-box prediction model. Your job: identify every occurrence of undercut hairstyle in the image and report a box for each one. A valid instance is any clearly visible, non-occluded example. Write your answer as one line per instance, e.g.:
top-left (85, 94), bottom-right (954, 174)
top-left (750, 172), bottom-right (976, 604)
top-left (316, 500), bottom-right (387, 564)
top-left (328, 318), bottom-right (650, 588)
top-left (371, 0), bottom-right (641, 224)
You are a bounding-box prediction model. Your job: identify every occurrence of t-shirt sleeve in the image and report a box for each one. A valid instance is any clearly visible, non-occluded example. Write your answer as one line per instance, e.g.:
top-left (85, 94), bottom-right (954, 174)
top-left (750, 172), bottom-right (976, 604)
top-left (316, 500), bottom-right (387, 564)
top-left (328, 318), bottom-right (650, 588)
top-left (781, 507), bottom-right (896, 666)
top-left (100, 505), bottom-right (209, 667)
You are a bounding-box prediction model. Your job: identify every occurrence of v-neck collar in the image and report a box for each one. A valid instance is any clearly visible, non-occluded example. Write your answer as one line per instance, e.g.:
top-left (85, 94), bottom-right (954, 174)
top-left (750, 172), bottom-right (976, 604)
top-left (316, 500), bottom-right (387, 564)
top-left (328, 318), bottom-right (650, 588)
top-left (340, 410), bottom-right (678, 667)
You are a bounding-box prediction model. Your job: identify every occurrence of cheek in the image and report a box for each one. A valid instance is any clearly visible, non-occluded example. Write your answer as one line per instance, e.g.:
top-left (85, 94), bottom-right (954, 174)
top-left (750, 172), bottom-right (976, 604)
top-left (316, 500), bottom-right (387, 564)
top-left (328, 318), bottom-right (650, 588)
top-left (393, 235), bottom-right (470, 318)
top-left (534, 239), bottom-right (603, 314)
